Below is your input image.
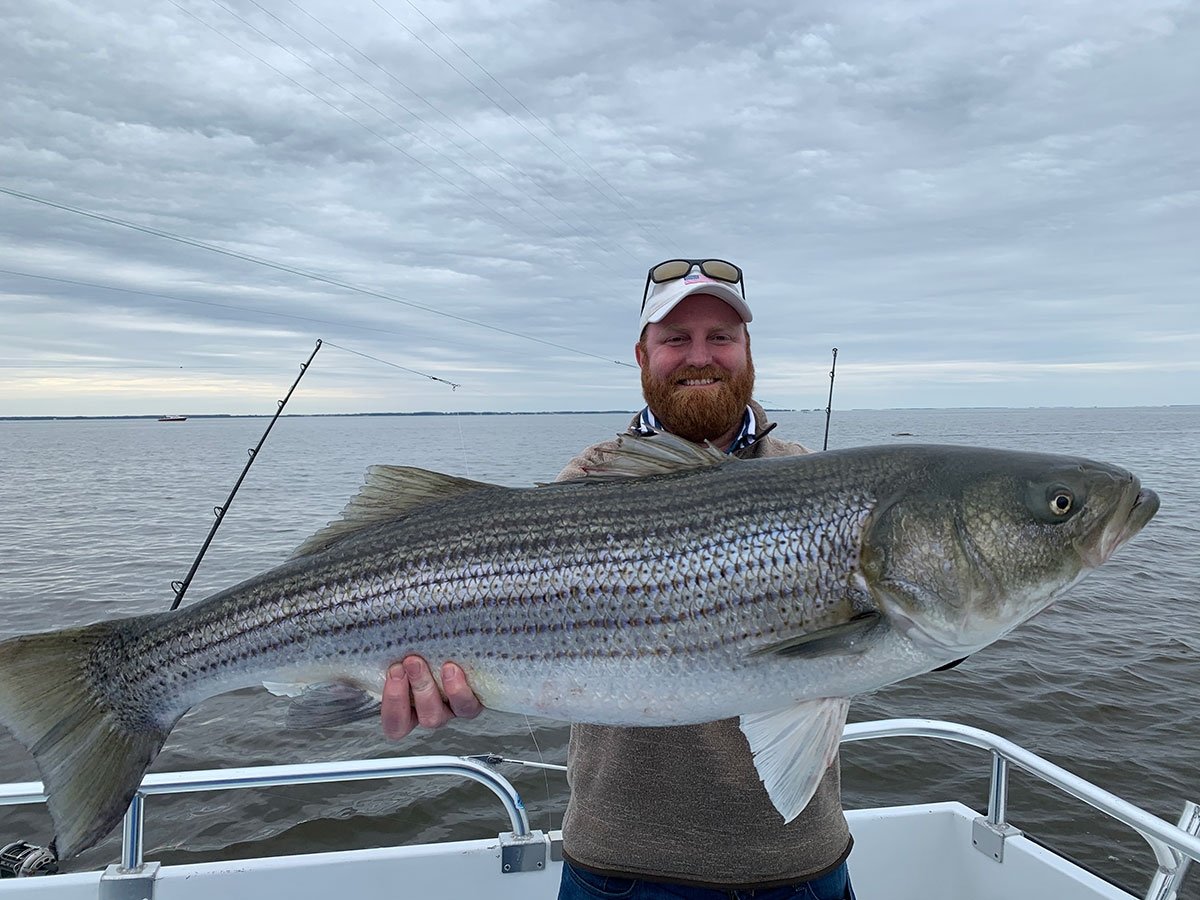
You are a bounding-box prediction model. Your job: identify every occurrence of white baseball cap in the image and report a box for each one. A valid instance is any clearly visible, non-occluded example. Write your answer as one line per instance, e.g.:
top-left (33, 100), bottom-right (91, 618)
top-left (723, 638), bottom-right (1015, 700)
top-left (638, 261), bottom-right (751, 331)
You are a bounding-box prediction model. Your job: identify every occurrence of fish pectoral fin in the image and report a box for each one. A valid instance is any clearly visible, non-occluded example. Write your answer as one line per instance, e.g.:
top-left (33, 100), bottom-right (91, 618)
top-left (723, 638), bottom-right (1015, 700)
top-left (272, 681), bottom-right (383, 728)
top-left (749, 611), bottom-right (883, 659)
top-left (290, 466), bottom-right (500, 559)
top-left (558, 431), bottom-right (731, 483)
top-left (740, 698), bottom-right (850, 823)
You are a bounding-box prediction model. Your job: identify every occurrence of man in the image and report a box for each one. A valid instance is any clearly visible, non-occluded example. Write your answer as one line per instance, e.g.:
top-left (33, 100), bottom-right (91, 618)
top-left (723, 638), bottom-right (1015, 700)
top-left (382, 259), bottom-right (855, 900)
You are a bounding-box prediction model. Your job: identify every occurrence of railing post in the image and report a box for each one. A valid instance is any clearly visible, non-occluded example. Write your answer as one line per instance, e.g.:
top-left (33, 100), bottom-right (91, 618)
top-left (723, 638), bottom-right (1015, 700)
top-left (100, 797), bottom-right (157, 900)
top-left (972, 748), bottom-right (1022, 862)
top-left (988, 751), bottom-right (1010, 827)
top-left (119, 793), bottom-right (145, 872)
top-left (1144, 801), bottom-right (1200, 900)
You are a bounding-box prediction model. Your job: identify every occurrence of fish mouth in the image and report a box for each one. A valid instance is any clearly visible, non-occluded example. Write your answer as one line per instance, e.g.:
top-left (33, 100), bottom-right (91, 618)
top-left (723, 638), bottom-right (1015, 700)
top-left (1082, 484), bottom-right (1160, 568)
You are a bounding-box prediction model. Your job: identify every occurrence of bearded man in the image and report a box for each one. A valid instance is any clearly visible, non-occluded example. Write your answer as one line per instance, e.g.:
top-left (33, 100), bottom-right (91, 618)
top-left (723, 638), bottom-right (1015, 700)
top-left (381, 259), bottom-right (856, 900)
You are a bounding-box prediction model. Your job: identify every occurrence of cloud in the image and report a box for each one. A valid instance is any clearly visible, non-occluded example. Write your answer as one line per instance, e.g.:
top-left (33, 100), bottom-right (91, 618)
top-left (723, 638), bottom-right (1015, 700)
top-left (1, 0), bottom-right (1197, 414)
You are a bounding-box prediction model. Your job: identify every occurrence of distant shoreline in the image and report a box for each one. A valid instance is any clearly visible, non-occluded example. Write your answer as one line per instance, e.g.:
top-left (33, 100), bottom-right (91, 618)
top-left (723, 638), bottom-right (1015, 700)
top-left (0, 410), bottom-right (647, 422)
top-left (1, 405), bottom-right (1195, 422)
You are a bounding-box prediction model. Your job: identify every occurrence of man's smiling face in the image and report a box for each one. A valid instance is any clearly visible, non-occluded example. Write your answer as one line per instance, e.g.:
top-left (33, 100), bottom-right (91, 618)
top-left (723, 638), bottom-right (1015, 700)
top-left (636, 293), bottom-right (755, 447)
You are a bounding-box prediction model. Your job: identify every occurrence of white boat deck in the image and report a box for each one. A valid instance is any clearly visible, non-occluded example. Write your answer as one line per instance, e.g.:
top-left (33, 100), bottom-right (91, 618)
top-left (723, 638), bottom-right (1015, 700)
top-left (0, 719), bottom-right (1196, 900)
top-left (0, 802), bottom-right (1148, 900)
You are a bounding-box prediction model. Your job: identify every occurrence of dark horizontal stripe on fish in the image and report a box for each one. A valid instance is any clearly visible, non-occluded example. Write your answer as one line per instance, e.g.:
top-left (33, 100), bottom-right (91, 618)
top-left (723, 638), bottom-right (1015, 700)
top-left (122, 583), bottom-right (836, 685)
top-left (189, 520), bottom-right (812, 624)
top-left (118, 527), bottom-right (840, 682)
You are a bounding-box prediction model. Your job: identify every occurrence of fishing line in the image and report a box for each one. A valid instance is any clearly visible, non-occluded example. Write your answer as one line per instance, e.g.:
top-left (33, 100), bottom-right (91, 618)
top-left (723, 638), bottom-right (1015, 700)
top-left (0, 186), bottom-right (639, 372)
top-left (321, 343), bottom-right (470, 479)
top-left (322, 341), bottom-right (461, 390)
top-left (452, 411), bottom-right (472, 479)
top-left (169, 0), bottom-right (530, 235)
top-left (168, 340), bottom-right (463, 604)
top-left (397, 0), bottom-right (679, 254)
top-left (233, 0), bottom-right (638, 263)
top-left (521, 715), bottom-right (555, 832)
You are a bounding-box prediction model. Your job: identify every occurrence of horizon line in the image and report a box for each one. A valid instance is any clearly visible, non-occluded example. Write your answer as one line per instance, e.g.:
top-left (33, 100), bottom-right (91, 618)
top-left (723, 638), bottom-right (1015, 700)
top-left (2, 404), bottom-right (1197, 422)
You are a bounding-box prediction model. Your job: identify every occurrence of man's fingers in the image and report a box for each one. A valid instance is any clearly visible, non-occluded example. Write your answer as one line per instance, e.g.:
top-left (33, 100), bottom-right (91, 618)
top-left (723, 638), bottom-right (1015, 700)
top-left (404, 656), bottom-right (451, 729)
top-left (442, 662), bottom-right (483, 720)
top-left (380, 658), bottom-right (481, 740)
top-left (381, 663), bottom-right (415, 741)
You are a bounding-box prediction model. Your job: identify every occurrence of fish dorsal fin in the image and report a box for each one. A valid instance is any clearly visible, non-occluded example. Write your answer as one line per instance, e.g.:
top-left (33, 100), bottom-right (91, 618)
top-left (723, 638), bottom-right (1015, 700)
top-left (564, 431), bottom-right (733, 483)
top-left (739, 698), bottom-right (850, 823)
top-left (290, 465), bottom-right (496, 559)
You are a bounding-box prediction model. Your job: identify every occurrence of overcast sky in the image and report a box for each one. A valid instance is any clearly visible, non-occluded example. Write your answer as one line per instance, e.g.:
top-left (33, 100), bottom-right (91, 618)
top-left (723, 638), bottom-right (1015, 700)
top-left (2, 0), bottom-right (1197, 416)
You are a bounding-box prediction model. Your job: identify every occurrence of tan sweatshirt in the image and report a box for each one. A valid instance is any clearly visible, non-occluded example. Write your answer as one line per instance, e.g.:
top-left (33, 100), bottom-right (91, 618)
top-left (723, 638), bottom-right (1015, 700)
top-left (554, 404), bottom-right (852, 889)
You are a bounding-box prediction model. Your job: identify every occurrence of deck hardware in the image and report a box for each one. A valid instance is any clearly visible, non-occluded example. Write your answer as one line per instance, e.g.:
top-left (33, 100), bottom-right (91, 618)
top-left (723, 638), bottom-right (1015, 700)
top-left (550, 831), bottom-right (563, 862)
top-left (499, 830), bottom-right (547, 873)
top-left (99, 861), bottom-right (160, 900)
top-left (972, 749), bottom-right (1024, 861)
top-left (972, 816), bottom-right (1022, 862)
top-left (0, 841), bottom-right (57, 877)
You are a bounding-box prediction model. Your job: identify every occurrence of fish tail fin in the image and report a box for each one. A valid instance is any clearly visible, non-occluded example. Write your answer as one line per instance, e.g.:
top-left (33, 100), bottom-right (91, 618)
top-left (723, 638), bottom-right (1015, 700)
top-left (0, 620), bottom-right (175, 858)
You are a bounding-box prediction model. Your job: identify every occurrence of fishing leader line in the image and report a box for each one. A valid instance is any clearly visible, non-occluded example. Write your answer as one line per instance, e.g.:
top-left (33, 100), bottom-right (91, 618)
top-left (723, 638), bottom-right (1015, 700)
top-left (321, 341), bottom-right (461, 390)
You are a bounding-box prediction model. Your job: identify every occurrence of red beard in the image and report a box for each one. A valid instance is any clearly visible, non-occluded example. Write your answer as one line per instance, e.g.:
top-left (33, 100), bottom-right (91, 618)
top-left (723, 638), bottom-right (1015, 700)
top-left (640, 353), bottom-right (756, 445)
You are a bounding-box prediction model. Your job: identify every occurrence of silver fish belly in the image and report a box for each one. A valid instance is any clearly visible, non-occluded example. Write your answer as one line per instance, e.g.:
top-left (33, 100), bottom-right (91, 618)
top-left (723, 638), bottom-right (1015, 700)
top-left (0, 434), bottom-right (1159, 858)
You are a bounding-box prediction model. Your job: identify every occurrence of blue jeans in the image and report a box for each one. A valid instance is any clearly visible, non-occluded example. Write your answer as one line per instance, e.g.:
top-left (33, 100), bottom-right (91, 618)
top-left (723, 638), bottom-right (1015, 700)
top-left (558, 860), bottom-right (856, 900)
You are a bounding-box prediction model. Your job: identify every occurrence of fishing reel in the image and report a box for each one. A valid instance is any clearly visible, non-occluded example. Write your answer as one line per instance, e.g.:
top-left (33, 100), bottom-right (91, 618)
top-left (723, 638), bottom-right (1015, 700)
top-left (0, 841), bottom-right (58, 877)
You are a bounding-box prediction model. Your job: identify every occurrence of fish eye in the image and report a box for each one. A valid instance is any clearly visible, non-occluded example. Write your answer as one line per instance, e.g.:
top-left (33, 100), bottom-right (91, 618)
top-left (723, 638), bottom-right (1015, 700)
top-left (1048, 489), bottom-right (1074, 516)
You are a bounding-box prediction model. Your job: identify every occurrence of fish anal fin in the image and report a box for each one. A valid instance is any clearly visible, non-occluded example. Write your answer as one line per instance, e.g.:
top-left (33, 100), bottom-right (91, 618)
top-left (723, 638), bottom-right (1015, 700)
top-left (749, 612), bottom-right (883, 659)
top-left (290, 466), bottom-right (498, 559)
top-left (739, 698), bottom-right (850, 823)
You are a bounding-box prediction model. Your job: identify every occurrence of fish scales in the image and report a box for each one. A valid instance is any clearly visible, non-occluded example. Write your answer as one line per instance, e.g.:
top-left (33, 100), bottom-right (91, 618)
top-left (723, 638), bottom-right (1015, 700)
top-left (96, 457), bottom-right (876, 726)
top-left (0, 436), bottom-right (1158, 858)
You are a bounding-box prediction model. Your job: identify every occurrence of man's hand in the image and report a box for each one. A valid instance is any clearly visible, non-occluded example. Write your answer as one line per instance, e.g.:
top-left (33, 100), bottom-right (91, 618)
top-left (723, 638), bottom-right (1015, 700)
top-left (381, 656), bottom-right (483, 740)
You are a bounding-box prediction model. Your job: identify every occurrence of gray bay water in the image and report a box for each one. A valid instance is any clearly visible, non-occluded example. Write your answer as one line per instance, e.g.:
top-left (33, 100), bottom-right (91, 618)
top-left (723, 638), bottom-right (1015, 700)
top-left (0, 408), bottom-right (1196, 896)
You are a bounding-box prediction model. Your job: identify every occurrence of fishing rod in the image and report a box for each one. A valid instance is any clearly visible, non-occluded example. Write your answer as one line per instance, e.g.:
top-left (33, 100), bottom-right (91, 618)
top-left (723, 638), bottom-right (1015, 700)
top-left (168, 339), bottom-right (323, 610)
top-left (822, 347), bottom-right (838, 452)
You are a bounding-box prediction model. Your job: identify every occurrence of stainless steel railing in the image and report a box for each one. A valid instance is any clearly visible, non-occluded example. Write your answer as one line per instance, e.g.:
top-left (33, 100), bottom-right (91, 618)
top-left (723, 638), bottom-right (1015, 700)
top-left (839, 719), bottom-right (1200, 900)
top-left (0, 718), bottom-right (1196, 899)
top-left (0, 755), bottom-right (531, 871)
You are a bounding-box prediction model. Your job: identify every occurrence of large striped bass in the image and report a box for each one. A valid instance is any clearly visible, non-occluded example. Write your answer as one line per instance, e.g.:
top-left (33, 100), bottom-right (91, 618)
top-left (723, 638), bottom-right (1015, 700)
top-left (0, 434), bottom-right (1158, 859)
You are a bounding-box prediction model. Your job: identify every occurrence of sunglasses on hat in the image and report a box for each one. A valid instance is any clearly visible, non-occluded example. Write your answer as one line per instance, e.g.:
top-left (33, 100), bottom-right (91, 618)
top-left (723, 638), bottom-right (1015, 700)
top-left (641, 258), bottom-right (745, 313)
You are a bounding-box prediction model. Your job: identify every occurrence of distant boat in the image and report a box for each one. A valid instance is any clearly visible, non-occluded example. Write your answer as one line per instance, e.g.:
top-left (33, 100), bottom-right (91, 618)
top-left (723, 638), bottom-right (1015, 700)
top-left (158, 415), bottom-right (188, 422)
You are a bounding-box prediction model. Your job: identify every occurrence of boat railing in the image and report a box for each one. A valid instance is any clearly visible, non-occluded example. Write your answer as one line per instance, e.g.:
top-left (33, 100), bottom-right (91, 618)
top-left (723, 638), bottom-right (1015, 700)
top-left (0, 718), bottom-right (1196, 899)
top-left (0, 755), bottom-right (536, 873)
top-left (839, 719), bottom-right (1200, 900)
